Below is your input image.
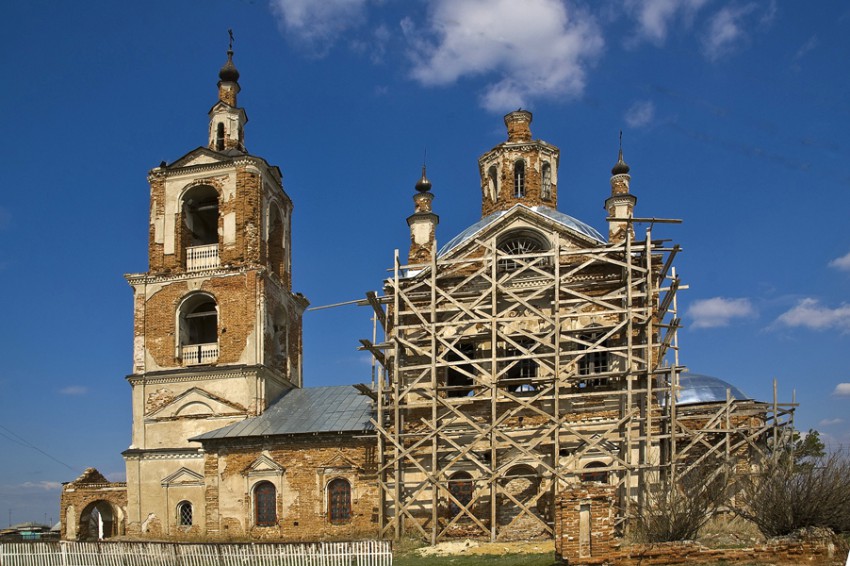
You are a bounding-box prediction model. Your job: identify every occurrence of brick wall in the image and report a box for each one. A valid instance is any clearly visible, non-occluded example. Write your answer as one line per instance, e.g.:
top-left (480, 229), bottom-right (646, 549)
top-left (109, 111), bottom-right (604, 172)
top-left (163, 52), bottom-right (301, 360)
top-left (199, 435), bottom-right (380, 542)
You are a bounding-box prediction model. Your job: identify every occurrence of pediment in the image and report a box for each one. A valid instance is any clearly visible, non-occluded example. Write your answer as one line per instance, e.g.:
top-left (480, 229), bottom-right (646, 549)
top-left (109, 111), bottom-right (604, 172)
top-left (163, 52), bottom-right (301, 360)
top-left (167, 147), bottom-right (230, 169)
top-left (147, 387), bottom-right (245, 420)
top-left (245, 454), bottom-right (284, 476)
top-left (438, 204), bottom-right (604, 264)
top-left (161, 467), bottom-right (204, 487)
top-left (318, 451), bottom-right (360, 471)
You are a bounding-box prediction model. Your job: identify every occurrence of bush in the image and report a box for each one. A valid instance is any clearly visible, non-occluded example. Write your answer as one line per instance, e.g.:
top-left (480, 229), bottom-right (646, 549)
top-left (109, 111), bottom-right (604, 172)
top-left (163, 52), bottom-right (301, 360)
top-left (632, 466), bottom-right (731, 543)
top-left (733, 451), bottom-right (850, 537)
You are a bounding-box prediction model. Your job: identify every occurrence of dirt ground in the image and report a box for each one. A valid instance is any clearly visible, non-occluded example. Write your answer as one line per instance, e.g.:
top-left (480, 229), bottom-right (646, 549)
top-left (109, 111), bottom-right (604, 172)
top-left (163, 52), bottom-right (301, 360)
top-left (415, 539), bottom-right (555, 557)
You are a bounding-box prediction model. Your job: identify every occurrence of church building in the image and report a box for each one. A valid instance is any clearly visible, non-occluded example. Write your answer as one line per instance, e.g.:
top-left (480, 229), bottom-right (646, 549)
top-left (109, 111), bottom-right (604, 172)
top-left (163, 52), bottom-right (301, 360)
top-left (60, 48), bottom-right (794, 547)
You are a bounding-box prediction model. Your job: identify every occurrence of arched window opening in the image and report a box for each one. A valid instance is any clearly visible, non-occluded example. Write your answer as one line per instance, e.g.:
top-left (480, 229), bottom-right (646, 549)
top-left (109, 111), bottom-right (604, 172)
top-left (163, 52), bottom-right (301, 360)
top-left (487, 165), bottom-right (499, 202)
top-left (254, 481), bottom-right (277, 527)
top-left (541, 163), bottom-right (552, 200)
top-left (580, 461), bottom-right (608, 483)
top-left (328, 478), bottom-right (352, 524)
top-left (577, 327), bottom-right (609, 387)
top-left (177, 501), bottom-right (193, 527)
top-left (268, 205), bottom-right (285, 278)
top-left (514, 160), bottom-right (525, 198)
top-left (497, 231), bottom-right (548, 271)
top-left (179, 294), bottom-right (218, 365)
top-left (504, 338), bottom-right (538, 393)
top-left (446, 342), bottom-right (475, 398)
top-left (448, 472), bottom-right (473, 518)
top-left (215, 123), bottom-right (225, 151)
top-left (182, 185), bottom-right (220, 271)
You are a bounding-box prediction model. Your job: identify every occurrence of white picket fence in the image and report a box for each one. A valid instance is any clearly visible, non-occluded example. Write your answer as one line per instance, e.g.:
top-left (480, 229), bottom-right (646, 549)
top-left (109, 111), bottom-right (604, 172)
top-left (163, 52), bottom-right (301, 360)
top-left (0, 540), bottom-right (392, 566)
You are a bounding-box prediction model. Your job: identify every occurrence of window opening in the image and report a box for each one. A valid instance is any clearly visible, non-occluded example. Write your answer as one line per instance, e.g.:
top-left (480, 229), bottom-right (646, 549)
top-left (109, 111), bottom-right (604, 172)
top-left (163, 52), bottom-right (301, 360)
top-left (497, 232), bottom-right (546, 271)
top-left (184, 298), bottom-right (217, 345)
top-left (541, 163), bottom-right (552, 200)
top-left (254, 481), bottom-right (277, 527)
top-left (215, 123), bottom-right (224, 151)
top-left (580, 461), bottom-right (608, 483)
top-left (577, 328), bottom-right (609, 387)
top-left (177, 501), bottom-right (193, 526)
top-left (514, 160), bottom-right (525, 198)
top-left (487, 165), bottom-right (499, 201)
top-left (505, 339), bottom-right (537, 392)
top-left (446, 342), bottom-right (475, 397)
top-left (328, 478), bottom-right (352, 524)
top-left (448, 472), bottom-right (473, 517)
top-left (182, 186), bottom-right (219, 247)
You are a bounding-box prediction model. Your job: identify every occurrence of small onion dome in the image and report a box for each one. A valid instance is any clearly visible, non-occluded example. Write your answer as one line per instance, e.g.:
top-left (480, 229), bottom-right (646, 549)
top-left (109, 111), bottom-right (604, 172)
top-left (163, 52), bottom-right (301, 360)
top-left (611, 148), bottom-right (630, 175)
top-left (219, 49), bottom-right (240, 83)
top-left (415, 165), bottom-right (432, 192)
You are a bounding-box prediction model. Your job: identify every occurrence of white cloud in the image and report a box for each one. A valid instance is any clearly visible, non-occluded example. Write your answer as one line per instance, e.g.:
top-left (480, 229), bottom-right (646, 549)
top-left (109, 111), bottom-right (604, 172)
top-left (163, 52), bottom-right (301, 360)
top-left (626, 0), bottom-right (709, 45)
top-left (828, 250), bottom-right (850, 271)
top-left (20, 481), bottom-right (62, 491)
top-left (819, 417), bottom-right (844, 427)
top-left (775, 298), bottom-right (850, 331)
top-left (59, 386), bottom-right (87, 396)
top-left (406, 0), bottom-right (603, 111)
top-left (625, 100), bottom-right (655, 128)
top-left (687, 297), bottom-right (755, 329)
top-left (833, 383), bottom-right (850, 396)
top-left (270, 0), bottom-right (369, 56)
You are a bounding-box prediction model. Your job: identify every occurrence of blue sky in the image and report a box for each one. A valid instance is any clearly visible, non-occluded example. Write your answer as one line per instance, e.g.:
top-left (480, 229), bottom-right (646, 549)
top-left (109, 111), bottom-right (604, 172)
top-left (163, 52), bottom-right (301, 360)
top-left (1, 0), bottom-right (848, 526)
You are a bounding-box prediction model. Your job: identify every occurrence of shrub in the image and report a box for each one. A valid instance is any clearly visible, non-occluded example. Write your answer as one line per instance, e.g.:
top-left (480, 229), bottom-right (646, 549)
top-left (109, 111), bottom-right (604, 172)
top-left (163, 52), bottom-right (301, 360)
top-left (632, 466), bottom-right (731, 543)
top-left (733, 451), bottom-right (850, 537)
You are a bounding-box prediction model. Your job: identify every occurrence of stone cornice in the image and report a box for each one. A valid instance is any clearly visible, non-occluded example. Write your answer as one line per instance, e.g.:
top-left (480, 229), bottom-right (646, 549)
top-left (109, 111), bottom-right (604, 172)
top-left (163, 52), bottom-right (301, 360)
top-left (148, 153), bottom-right (283, 186)
top-left (124, 265), bottom-right (256, 285)
top-left (122, 448), bottom-right (204, 461)
top-left (126, 363), bottom-right (294, 390)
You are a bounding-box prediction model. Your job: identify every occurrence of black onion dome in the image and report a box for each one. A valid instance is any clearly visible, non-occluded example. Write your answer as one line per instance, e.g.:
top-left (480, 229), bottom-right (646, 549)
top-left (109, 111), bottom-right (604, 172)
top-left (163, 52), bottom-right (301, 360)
top-left (219, 49), bottom-right (240, 82)
top-left (611, 148), bottom-right (630, 175)
top-left (415, 166), bottom-right (432, 192)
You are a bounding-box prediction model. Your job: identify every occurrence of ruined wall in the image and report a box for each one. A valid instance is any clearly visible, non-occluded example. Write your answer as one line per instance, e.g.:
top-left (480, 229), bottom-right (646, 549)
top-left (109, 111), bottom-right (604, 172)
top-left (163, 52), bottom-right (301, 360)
top-left (60, 469), bottom-right (128, 541)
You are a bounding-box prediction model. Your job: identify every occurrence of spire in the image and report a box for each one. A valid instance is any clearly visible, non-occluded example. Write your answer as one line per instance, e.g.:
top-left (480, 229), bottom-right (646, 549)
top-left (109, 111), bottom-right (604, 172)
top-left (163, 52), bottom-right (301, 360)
top-left (606, 131), bottom-right (636, 244)
top-left (217, 30), bottom-right (240, 107)
top-left (611, 131), bottom-right (630, 175)
top-left (415, 164), bottom-right (432, 193)
top-left (407, 161), bottom-right (439, 265)
top-left (209, 31), bottom-right (247, 153)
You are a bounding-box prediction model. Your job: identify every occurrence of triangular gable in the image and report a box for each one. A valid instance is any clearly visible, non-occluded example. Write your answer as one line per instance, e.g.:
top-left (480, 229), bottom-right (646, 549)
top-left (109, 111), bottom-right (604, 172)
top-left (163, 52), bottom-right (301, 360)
top-left (161, 467), bottom-right (204, 487)
top-left (69, 467), bottom-right (109, 486)
top-left (167, 147), bottom-right (232, 169)
top-left (244, 454), bottom-right (285, 477)
top-left (147, 387), bottom-right (245, 420)
top-left (318, 451), bottom-right (361, 471)
top-left (438, 204), bottom-right (604, 264)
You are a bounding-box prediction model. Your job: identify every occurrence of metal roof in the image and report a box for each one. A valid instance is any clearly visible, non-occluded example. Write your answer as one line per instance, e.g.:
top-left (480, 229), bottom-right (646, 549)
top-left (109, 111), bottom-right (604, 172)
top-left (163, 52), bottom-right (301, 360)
top-left (677, 373), bottom-right (749, 405)
top-left (191, 386), bottom-right (374, 441)
top-left (437, 205), bottom-right (605, 257)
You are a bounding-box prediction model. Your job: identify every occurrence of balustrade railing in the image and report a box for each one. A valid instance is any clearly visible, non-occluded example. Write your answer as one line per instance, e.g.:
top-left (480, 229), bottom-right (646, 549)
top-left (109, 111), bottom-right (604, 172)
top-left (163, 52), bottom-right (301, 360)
top-left (186, 244), bottom-right (219, 271)
top-left (181, 343), bottom-right (218, 365)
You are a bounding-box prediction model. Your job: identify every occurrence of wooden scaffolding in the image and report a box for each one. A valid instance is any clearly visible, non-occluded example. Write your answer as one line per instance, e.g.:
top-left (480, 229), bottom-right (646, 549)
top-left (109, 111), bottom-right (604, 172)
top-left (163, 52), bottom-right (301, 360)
top-left (361, 222), bottom-right (795, 543)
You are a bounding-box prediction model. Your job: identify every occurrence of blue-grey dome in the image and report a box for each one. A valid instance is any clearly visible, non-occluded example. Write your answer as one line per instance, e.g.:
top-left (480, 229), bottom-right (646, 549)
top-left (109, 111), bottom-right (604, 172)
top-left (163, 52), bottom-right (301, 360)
top-left (676, 373), bottom-right (749, 405)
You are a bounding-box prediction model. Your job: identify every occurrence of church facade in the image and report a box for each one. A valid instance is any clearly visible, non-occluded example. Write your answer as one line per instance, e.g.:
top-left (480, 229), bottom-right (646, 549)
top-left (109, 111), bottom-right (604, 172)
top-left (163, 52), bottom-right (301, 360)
top-left (60, 49), bottom-right (793, 544)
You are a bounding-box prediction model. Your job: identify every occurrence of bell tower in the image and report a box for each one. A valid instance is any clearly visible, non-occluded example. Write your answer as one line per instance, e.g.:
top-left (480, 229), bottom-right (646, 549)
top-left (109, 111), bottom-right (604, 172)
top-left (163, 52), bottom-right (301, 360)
top-left (122, 44), bottom-right (308, 536)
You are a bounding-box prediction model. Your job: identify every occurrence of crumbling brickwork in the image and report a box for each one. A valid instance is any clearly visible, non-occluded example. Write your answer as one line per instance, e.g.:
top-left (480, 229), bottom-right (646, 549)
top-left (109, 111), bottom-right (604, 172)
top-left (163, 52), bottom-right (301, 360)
top-left (60, 468), bottom-right (128, 541)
